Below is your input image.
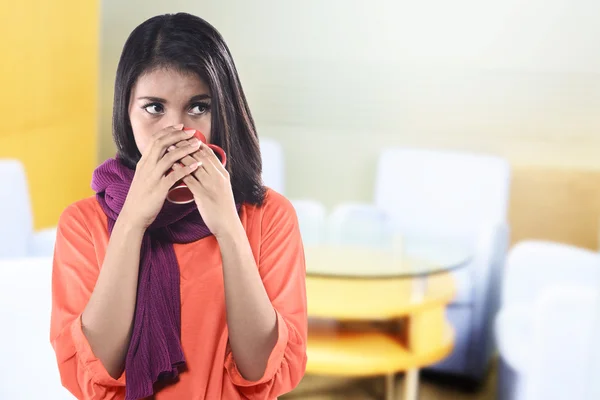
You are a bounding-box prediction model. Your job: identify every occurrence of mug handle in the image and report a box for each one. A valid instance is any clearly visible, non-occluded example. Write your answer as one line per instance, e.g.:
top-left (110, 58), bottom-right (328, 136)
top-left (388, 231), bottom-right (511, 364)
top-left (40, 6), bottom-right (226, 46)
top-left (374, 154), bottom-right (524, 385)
top-left (207, 144), bottom-right (227, 167)
top-left (188, 128), bottom-right (227, 167)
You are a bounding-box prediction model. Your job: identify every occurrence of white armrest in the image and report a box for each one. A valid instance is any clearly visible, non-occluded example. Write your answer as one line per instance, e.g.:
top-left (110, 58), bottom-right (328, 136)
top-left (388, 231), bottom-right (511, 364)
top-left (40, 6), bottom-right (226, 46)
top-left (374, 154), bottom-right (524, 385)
top-left (501, 241), bottom-right (600, 307)
top-left (29, 227), bottom-right (57, 257)
top-left (494, 305), bottom-right (533, 373)
top-left (526, 286), bottom-right (598, 400)
top-left (496, 285), bottom-right (599, 400)
top-left (468, 221), bottom-right (510, 368)
top-left (471, 221), bottom-right (510, 309)
top-left (470, 221), bottom-right (510, 310)
top-left (472, 220), bottom-right (509, 275)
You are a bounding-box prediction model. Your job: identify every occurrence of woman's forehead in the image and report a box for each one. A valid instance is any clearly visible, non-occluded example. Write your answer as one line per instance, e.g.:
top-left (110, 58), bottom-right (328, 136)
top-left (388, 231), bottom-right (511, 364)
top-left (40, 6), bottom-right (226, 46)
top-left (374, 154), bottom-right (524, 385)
top-left (132, 68), bottom-right (210, 99)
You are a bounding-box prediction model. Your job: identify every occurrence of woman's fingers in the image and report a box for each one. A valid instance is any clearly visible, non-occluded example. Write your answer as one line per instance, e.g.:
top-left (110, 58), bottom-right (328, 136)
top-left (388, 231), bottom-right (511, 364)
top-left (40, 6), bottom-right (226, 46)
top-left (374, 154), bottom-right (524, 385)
top-left (144, 126), bottom-right (197, 164)
top-left (181, 172), bottom-right (205, 193)
top-left (164, 139), bottom-right (229, 190)
top-left (156, 139), bottom-right (201, 175)
top-left (170, 162), bottom-right (205, 195)
top-left (162, 161), bottom-right (200, 191)
top-left (139, 125), bottom-right (181, 161)
top-left (192, 143), bottom-right (226, 177)
top-left (167, 138), bottom-right (200, 167)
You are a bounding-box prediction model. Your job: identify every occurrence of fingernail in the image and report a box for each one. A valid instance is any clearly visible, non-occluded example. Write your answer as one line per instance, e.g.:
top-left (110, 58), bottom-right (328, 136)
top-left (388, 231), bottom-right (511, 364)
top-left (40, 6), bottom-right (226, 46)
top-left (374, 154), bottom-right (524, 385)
top-left (174, 124), bottom-right (184, 130)
top-left (167, 145), bottom-right (176, 151)
top-left (190, 162), bottom-right (200, 170)
top-left (184, 129), bottom-right (196, 135)
top-left (189, 138), bottom-right (200, 146)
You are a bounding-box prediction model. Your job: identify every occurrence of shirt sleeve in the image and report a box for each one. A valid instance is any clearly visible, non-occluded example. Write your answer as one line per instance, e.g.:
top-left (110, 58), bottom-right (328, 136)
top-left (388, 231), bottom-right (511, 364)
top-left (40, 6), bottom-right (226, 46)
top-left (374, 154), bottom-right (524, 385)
top-left (224, 192), bottom-right (308, 399)
top-left (50, 203), bottom-right (126, 400)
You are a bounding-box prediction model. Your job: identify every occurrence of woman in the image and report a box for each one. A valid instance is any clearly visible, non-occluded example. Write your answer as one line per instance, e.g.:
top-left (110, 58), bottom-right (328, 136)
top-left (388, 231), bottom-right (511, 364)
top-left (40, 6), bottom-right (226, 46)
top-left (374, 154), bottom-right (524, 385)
top-left (50, 13), bottom-right (307, 400)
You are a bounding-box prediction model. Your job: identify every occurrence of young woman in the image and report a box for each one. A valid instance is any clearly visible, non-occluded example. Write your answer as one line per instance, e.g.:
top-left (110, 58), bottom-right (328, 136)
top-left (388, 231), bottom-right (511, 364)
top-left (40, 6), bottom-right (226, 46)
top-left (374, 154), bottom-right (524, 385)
top-left (50, 13), bottom-right (307, 400)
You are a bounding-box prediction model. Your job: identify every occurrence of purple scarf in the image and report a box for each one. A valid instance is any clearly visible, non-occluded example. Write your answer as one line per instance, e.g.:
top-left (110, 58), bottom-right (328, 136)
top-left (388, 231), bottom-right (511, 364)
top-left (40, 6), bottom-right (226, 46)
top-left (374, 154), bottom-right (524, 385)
top-left (92, 158), bottom-right (213, 400)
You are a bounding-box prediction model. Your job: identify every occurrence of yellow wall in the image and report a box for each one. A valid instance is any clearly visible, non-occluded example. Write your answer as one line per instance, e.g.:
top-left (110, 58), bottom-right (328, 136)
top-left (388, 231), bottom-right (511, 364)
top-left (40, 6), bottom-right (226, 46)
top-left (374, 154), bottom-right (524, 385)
top-left (510, 167), bottom-right (600, 250)
top-left (1, 1), bottom-right (99, 229)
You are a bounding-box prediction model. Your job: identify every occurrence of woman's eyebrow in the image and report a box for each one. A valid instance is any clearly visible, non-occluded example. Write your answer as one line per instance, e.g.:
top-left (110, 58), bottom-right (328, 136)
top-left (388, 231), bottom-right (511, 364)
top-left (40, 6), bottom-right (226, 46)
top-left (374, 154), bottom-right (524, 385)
top-left (135, 94), bottom-right (211, 103)
top-left (137, 96), bottom-right (166, 102)
top-left (189, 94), bottom-right (211, 102)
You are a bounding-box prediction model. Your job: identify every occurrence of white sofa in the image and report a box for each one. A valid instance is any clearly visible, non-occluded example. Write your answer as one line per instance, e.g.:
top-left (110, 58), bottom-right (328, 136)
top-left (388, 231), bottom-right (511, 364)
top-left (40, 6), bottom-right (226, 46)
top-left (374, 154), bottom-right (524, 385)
top-left (0, 159), bottom-right (57, 258)
top-left (290, 199), bottom-right (327, 246)
top-left (326, 203), bottom-right (394, 249)
top-left (0, 256), bottom-right (74, 399)
top-left (495, 241), bottom-right (600, 400)
top-left (260, 139), bottom-right (285, 194)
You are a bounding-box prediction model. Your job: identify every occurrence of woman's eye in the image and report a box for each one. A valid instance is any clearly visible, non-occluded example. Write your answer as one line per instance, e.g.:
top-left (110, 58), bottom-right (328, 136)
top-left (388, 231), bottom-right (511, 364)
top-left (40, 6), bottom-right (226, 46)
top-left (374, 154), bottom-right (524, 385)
top-left (189, 103), bottom-right (210, 115)
top-left (143, 103), bottom-right (164, 115)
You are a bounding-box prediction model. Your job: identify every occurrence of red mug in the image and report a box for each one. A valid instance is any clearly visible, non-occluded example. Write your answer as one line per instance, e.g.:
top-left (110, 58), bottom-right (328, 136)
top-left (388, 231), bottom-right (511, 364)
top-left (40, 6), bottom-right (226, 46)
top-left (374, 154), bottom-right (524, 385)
top-left (166, 128), bottom-right (227, 204)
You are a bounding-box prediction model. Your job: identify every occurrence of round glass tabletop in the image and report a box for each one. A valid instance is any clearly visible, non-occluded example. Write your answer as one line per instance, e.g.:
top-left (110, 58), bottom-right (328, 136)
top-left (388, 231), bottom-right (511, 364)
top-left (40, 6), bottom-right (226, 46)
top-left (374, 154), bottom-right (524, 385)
top-left (304, 237), bottom-right (472, 278)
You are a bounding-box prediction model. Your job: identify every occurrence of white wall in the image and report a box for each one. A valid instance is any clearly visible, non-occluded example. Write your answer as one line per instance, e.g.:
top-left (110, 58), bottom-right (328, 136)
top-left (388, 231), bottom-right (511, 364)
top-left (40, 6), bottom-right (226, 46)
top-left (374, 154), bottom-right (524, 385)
top-left (100, 0), bottom-right (600, 205)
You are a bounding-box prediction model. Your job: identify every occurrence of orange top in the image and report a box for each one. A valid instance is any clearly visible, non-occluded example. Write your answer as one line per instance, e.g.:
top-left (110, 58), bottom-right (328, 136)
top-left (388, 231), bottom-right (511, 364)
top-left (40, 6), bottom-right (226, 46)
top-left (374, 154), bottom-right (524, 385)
top-left (50, 189), bottom-right (307, 400)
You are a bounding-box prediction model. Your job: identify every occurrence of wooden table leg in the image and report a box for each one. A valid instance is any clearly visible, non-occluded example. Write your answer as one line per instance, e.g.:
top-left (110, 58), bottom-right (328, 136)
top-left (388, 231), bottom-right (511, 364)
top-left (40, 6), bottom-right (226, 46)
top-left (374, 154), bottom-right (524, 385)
top-left (403, 369), bottom-right (419, 400)
top-left (385, 373), bottom-right (395, 400)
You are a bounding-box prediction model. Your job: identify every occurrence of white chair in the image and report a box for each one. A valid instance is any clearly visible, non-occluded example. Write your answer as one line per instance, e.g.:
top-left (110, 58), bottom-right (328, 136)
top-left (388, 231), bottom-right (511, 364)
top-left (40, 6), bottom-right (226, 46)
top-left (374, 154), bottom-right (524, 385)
top-left (327, 203), bottom-right (393, 248)
top-left (0, 159), bottom-right (57, 258)
top-left (0, 256), bottom-right (74, 399)
top-left (373, 148), bottom-right (511, 381)
top-left (290, 199), bottom-right (326, 246)
top-left (260, 139), bottom-right (285, 194)
top-left (495, 241), bottom-right (600, 400)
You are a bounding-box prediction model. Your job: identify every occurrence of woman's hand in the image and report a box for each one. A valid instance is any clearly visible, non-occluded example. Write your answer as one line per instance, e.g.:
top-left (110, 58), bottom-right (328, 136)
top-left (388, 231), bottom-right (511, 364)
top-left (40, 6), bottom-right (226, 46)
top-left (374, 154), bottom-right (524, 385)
top-left (121, 125), bottom-right (202, 229)
top-left (170, 142), bottom-right (240, 238)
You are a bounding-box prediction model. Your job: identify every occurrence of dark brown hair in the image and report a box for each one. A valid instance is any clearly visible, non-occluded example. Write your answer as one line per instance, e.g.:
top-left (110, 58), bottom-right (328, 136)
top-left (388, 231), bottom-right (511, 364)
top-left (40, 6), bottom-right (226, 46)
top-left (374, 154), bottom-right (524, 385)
top-left (112, 13), bottom-right (265, 205)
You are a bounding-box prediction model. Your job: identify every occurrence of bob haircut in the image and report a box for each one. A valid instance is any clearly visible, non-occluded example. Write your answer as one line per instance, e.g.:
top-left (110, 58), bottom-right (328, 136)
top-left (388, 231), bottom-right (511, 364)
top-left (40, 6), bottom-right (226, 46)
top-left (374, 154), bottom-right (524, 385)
top-left (112, 12), bottom-right (265, 205)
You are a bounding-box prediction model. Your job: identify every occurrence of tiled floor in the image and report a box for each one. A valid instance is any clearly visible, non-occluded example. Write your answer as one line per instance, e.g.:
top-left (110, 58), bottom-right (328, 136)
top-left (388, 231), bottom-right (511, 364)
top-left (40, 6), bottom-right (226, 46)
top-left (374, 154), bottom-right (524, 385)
top-left (282, 364), bottom-right (497, 400)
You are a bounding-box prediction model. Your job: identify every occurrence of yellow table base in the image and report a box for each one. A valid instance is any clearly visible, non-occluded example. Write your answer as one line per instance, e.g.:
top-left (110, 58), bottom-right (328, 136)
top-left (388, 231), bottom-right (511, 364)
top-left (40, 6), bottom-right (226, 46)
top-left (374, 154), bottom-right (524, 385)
top-left (306, 323), bottom-right (454, 377)
top-left (305, 272), bottom-right (458, 400)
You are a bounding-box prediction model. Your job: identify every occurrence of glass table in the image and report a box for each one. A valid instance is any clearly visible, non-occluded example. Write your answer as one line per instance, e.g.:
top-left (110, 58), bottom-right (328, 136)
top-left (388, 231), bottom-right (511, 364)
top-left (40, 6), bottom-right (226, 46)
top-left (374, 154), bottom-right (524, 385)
top-left (304, 238), bottom-right (472, 400)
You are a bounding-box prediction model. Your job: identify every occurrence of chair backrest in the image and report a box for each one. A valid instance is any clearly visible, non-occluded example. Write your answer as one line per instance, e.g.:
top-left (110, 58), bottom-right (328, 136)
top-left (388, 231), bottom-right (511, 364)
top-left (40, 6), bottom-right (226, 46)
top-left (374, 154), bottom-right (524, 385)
top-left (501, 241), bottom-right (600, 307)
top-left (0, 159), bottom-right (34, 258)
top-left (527, 286), bottom-right (599, 400)
top-left (326, 203), bottom-right (393, 248)
top-left (291, 199), bottom-right (326, 246)
top-left (374, 148), bottom-right (510, 236)
top-left (260, 139), bottom-right (285, 194)
top-left (0, 257), bottom-right (74, 399)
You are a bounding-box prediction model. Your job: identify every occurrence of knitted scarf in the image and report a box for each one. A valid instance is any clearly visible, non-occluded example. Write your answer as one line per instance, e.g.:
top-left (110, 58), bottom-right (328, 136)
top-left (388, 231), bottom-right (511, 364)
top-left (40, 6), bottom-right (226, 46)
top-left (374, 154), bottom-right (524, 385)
top-left (92, 157), bottom-right (218, 399)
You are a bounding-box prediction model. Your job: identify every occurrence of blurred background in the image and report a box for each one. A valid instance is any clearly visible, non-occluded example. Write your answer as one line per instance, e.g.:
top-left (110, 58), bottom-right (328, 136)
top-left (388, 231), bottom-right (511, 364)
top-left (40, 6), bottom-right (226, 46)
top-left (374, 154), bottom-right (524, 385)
top-left (2, 0), bottom-right (600, 399)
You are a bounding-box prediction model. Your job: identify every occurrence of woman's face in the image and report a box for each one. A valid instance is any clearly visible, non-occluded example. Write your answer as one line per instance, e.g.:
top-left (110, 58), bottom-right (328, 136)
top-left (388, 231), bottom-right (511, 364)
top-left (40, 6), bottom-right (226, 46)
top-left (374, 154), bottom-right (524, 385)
top-left (128, 67), bottom-right (212, 155)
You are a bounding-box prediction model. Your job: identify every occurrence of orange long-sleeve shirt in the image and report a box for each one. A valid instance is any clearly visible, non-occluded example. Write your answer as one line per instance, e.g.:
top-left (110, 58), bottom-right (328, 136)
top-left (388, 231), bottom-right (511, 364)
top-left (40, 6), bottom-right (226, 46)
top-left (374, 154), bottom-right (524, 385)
top-left (50, 189), bottom-right (307, 400)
